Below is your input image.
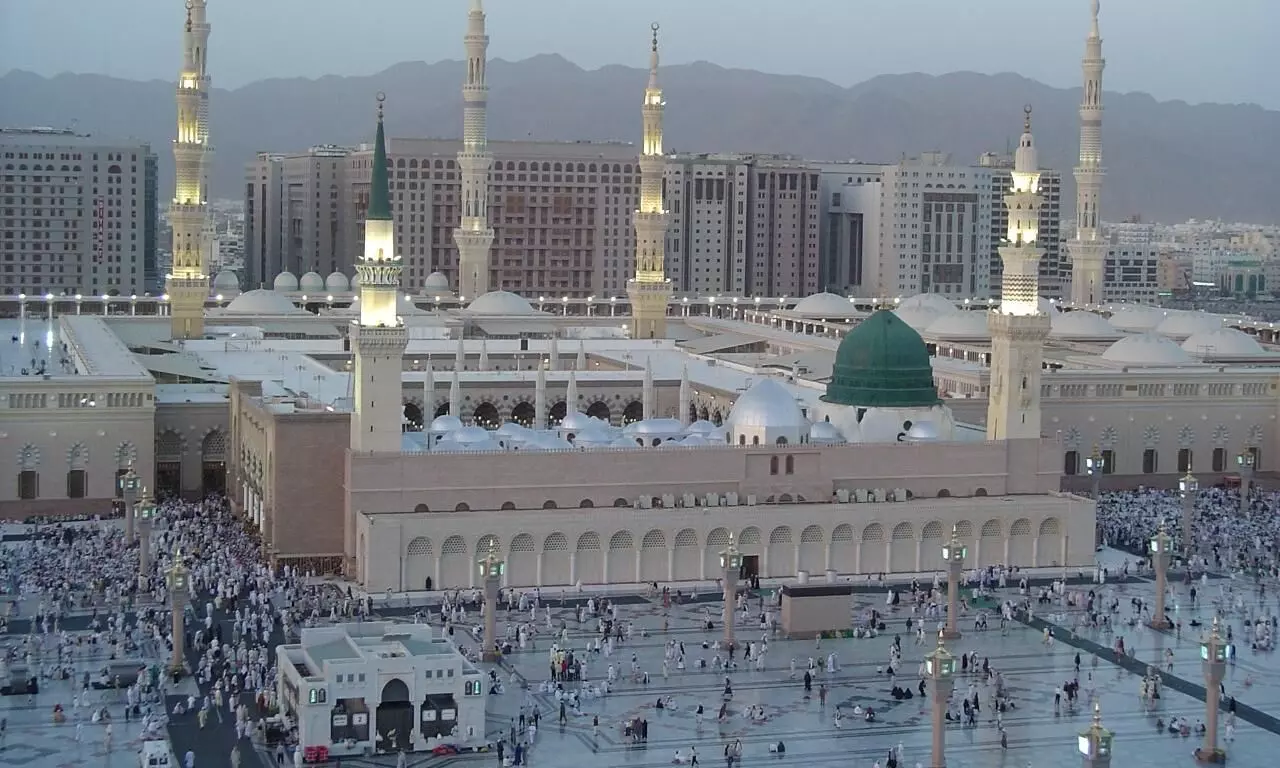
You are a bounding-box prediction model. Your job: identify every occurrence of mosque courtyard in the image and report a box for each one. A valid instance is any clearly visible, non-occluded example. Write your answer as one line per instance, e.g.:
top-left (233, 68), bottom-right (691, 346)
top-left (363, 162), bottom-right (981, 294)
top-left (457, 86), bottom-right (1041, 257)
top-left (2, 540), bottom-right (1279, 768)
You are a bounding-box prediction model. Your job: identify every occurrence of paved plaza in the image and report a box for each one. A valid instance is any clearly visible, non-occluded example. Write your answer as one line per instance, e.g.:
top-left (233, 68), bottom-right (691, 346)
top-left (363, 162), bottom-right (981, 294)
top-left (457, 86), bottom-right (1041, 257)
top-left (3, 541), bottom-right (1280, 767)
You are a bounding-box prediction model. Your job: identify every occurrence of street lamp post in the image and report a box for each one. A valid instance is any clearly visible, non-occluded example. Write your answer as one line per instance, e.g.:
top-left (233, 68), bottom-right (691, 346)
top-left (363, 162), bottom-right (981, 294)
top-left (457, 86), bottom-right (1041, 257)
top-left (121, 464), bottom-right (140, 542)
top-left (165, 548), bottom-right (190, 676)
top-left (1085, 445), bottom-right (1105, 499)
top-left (1179, 469), bottom-right (1198, 561)
top-left (1195, 617), bottom-right (1228, 763)
top-left (1077, 700), bottom-right (1113, 768)
top-left (478, 541), bottom-right (505, 662)
top-left (1148, 519), bottom-right (1172, 630)
top-left (1236, 450), bottom-right (1255, 517)
top-left (719, 533), bottom-right (742, 649)
top-left (941, 527), bottom-right (967, 640)
top-left (926, 632), bottom-right (956, 768)
top-left (136, 488), bottom-right (156, 593)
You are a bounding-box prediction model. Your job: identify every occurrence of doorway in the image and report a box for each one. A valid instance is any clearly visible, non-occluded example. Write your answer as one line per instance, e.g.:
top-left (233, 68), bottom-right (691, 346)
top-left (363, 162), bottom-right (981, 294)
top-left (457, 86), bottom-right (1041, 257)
top-left (376, 679), bottom-right (413, 753)
top-left (155, 462), bottom-right (182, 499)
top-left (740, 555), bottom-right (760, 580)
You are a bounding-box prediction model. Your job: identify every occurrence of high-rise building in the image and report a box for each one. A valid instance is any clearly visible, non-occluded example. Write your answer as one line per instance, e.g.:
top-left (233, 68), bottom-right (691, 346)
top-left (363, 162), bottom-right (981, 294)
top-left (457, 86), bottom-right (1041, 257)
top-left (627, 23), bottom-right (673, 339)
top-left (242, 152), bottom-right (285, 290)
top-left (987, 108), bottom-right (1050, 441)
top-left (454, 0), bottom-right (495, 300)
top-left (166, 0), bottom-right (213, 339)
top-left (747, 158), bottom-right (821, 297)
top-left (243, 147), bottom-right (348, 290)
top-left (816, 162), bottom-right (884, 295)
top-left (1102, 242), bottom-right (1160, 304)
top-left (0, 128), bottom-right (156, 297)
top-left (981, 152), bottom-right (1064, 300)
top-left (879, 152), bottom-right (993, 298)
top-left (1068, 0), bottom-right (1107, 305)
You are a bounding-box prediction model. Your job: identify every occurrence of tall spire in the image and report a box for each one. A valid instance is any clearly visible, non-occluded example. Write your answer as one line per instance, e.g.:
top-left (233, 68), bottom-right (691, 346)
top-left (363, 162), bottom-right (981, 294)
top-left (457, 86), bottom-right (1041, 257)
top-left (423, 362), bottom-right (434, 429)
top-left (454, 0), bottom-right (495, 300)
top-left (355, 93), bottom-right (402, 329)
top-left (678, 364), bottom-right (691, 426)
top-left (1069, 0), bottom-right (1107, 306)
top-left (566, 370), bottom-right (579, 414)
top-left (535, 364), bottom-right (547, 429)
top-left (367, 95), bottom-right (391, 221)
top-left (626, 22), bottom-right (673, 340)
top-left (167, 0), bottom-right (213, 340)
top-left (642, 358), bottom-right (655, 421)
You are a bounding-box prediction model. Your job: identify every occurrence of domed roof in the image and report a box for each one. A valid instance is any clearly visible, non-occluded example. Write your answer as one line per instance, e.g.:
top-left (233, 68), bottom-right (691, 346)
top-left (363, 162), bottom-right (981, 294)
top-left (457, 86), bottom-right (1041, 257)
top-left (684, 420), bottom-right (717, 435)
top-left (466, 290), bottom-right (536, 315)
top-left (825, 310), bottom-right (939, 408)
top-left (857, 408), bottom-right (913, 442)
top-left (325, 272), bottom-right (350, 292)
top-left (429, 414), bottom-right (464, 432)
top-left (1101, 332), bottom-right (1194, 366)
top-left (924, 310), bottom-right (990, 339)
top-left (679, 433), bottom-right (712, 447)
top-left (905, 421), bottom-right (940, 441)
top-left (892, 305), bottom-right (942, 331)
top-left (213, 270), bottom-right (240, 291)
top-left (1154, 312), bottom-right (1223, 339)
top-left (273, 272), bottom-right (299, 292)
top-left (495, 422), bottom-right (531, 437)
top-left (899, 293), bottom-right (958, 315)
top-left (809, 420), bottom-right (844, 443)
top-left (572, 426), bottom-right (616, 445)
top-left (423, 272), bottom-right (450, 293)
top-left (448, 426), bottom-right (494, 444)
top-left (727, 379), bottom-right (808, 430)
top-left (622, 418), bottom-right (685, 435)
top-left (1181, 328), bottom-right (1264, 356)
top-left (350, 273), bottom-right (361, 289)
top-left (224, 289), bottom-right (304, 315)
top-left (1108, 306), bottom-right (1161, 332)
top-left (791, 292), bottom-right (856, 316)
top-left (398, 293), bottom-right (429, 315)
top-left (559, 411), bottom-right (593, 430)
top-left (299, 271), bottom-right (325, 293)
top-left (1050, 311), bottom-right (1118, 339)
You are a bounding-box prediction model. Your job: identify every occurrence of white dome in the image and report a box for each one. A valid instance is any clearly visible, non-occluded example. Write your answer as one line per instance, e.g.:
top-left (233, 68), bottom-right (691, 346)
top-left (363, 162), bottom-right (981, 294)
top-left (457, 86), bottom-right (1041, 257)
top-left (430, 414), bottom-right (464, 432)
top-left (809, 421), bottom-right (844, 443)
top-left (398, 293), bottom-right (429, 315)
top-left (893, 305), bottom-right (942, 331)
top-left (559, 411), bottom-right (593, 430)
top-left (924, 310), bottom-right (990, 339)
top-left (447, 426), bottom-right (494, 444)
top-left (572, 426), bottom-right (615, 446)
top-left (680, 433), bottom-right (711, 446)
top-left (905, 421), bottom-right (940, 441)
top-left (791, 292), bottom-right (856, 316)
top-left (857, 408), bottom-right (912, 442)
top-left (299, 271), bottom-right (325, 293)
top-left (224, 289), bottom-right (304, 315)
top-left (727, 379), bottom-right (807, 430)
top-left (1108, 307), bottom-right (1161, 332)
top-left (684, 420), bottom-right (717, 435)
top-left (622, 418), bottom-right (685, 435)
top-left (1154, 312), bottom-right (1224, 339)
top-left (466, 290), bottom-right (536, 315)
top-left (899, 293), bottom-right (958, 315)
top-left (1181, 328), bottom-right (1264, 357)
top-left (325, 272), bottom-right (350, 292)
top-left (1101, 332), bottom-right (1194, 366)
top-left (273, 272), bottom-right (299, 292)
top-left (612, 437), bottom-right (642, 448)
top-left (213, 270), bottom-right (240, 291)
top-left (350, 273), bottom-right (361, 289)
top-left (495, 422), bottom-right (531, 437)
top-left (423, 272), bottom-right (450, 293)
top-left (1050, 311), bottom-right (1118, 339)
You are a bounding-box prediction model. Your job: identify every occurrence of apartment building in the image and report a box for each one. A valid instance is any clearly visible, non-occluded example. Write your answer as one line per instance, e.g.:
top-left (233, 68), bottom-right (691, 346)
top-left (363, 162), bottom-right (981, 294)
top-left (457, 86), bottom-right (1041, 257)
top-left (980, 152), bottom-right (1064, 300)
top-left (816, 162), bottom-right (884, 295)
top-left (879, 153), bottom-right (993, 298)
top-left (1103, 241), bottom-right (1160, 304)
top-left (0, 127), bottom-right (157, 296)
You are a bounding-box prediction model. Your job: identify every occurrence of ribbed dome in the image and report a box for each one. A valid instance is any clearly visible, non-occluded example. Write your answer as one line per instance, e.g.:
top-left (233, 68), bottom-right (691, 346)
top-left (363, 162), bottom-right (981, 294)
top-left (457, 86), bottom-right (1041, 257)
top-left (273, 272), bottom-right (299, 292)
top-left (224, 289), bottom-right (304, 315)
top-left (924, 310), bottom-right (991, 339)
top-left (727, 379), bottom-right (807, 430)
top-left (1154, 312), bottom-right (1223, 339)
top-left (429, 414), bottom-right (464, 432)
top-left (213, 270), bottom-right (240, 291)
top-left (1050, 311), bottom-right (1117, 339)
top-left (1101, 332), bottom-right (1193, 366)
top-left (325, 272), bottom-right (350, 292)
top-left (466, 290), bottom-right (536, 315)
top-left (423, 272), bottom-right (450, 293)
top-left (622, 418), bottom-right (685, 435)
top-left (299, 271), bottom-right (325, 293)
top-left (1181, 328), bottom-right (1264, 356)
top-left (559, 411), bottom-right (593, 430)
top-left (791, 292), bottom-right (856, 316)
top-left (824, 310), bottom-right (939, 408)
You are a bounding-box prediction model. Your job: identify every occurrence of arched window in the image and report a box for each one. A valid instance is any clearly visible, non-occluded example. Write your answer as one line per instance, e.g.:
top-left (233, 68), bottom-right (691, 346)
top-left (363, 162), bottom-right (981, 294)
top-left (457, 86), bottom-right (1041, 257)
top-left (775, 436), bottom-right (788, 446)
top-left (785, 456), bottom-right (794, 475)
top-left (1212, 447), bottom-right (1227, 472)
top-left (1177, 448), bottom-right (1192, 473)
top-left (1063, 450), bottom-right (1079, 476)
top-left (751, 435), bottom-right (760, 445)
top-left (769, 456), bottom-right (779, 475)
top-left (17, 471), bottom-right (38, 500)
top-left (1142, 449), bottom-right (1158, 475)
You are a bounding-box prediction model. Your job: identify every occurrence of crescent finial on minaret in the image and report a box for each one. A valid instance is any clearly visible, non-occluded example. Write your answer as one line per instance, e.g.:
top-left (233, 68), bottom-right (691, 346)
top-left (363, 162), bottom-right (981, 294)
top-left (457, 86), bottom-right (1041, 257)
top-left (376, 91), bottom-right (386, 122)
top-left (1089, 0), bottom-right (1101, 37)
top-left (1023, 104), bottom-right (1033, 132)
top-left (185, 0), bottom-right (193, 31)
top-left (651, 22), bottom-right (660, 53)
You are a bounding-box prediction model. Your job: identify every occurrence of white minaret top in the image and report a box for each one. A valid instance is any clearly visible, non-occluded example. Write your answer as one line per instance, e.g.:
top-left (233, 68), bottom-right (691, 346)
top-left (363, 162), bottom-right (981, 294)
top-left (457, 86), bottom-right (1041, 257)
top-left (998, 106), bottom-right (1043, 316)
top-left (356, 94), bottom-right (402, 329)
top-left (1070, 0), bottom-right (1107, 305)
top-left (454, 0), bottom-right (495, 300)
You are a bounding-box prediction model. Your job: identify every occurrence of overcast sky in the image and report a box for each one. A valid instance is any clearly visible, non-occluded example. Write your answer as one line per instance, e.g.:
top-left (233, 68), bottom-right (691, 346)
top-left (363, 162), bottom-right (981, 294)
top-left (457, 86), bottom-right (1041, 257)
top-left (1, 0), bottom-right (1275, 109)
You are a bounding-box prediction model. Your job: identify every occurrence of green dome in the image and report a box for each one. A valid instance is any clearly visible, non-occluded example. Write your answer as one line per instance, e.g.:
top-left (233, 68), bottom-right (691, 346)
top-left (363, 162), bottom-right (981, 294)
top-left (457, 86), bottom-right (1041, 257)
top-left (823, 310), bottom-right (940, 408)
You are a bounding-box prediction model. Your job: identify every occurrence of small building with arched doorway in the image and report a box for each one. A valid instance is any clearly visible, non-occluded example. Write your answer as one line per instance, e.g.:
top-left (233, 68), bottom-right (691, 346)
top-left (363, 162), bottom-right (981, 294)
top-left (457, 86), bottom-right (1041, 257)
top-left (276, 621), bottom-right (486, 759)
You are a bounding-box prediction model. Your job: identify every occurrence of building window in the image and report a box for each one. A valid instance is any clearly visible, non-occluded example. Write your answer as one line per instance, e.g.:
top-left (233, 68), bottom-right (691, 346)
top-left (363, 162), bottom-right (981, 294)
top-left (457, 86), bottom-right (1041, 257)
top-left (769, 456), bottom-right (779, 475)
top-left (1142, 449), bottom-right (1158, 475)
top-left (785, 456), bottom-right (794, 475)
top-left (18, 470), bottom-right (38, 500)
top-left (1177, 448), bottom-right (1193, 473)
top-left (1063, 450), bottom-right (1079, 476)
top-left (1212, 447), bottom-right (1227, 472)
top-left (1101, 449), bottom-right (1116, 474)
top-left (67, 469), bottom-right (87, 499)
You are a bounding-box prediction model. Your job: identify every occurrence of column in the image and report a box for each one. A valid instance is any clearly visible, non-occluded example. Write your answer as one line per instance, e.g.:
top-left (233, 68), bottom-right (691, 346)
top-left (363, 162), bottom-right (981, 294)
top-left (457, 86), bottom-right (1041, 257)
top-left (722, 564), bottom-right (737, 648)
top-left (945, 555), bottom-right (963, 640)
top-left (482, 570), bottom-right (500, 662)
top-left (122, 473), bottom-right (138, 542)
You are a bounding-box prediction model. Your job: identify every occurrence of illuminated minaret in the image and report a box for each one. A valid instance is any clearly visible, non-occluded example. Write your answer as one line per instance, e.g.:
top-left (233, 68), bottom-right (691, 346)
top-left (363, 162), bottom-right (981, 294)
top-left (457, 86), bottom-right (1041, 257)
top-left (1069, 0), bottom-right (1107, 306)
top-left (454, 0), bottom-right (494, 301)
top-left (167, 0), bottom-right (213, 339)
top-left (626, 23), bottom-right (673, 340)
top-left (987, 107), bottom-right (1051, 442)
top-left (350, 95), bottom-right (408, 453)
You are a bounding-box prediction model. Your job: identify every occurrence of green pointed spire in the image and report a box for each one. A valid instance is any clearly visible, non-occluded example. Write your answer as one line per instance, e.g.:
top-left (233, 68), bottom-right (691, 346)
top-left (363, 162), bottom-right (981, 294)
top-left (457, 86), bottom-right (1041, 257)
top-left (367, 92), bottom-right (392, 221)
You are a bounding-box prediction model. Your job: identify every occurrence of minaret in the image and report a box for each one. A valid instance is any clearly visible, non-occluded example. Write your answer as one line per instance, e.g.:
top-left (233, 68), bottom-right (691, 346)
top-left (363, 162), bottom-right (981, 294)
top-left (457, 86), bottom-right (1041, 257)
top-left (642, 359), bottom-right (656, 420)
top-left (626, 23), bottom-right (673, 340)
top-left (453, 0), bottom-right (495, 300)
top-left (422, 362), bottom-right (434, 428)
top-left (167, 0), bottom-right (213, 340)
top-left (449, 369), bottom-right (462, 418)
top-left (1069, 0), bottom-right (1107, 306)
top-left (534, 365), bottom-right (547, 429)
top-left (566, 370), bottom-right (579, 414)
top-left (678, 364), bottom-right (691, 426)
top-left (349, 94), bottom-right (409, 453)
top-left (987, 108), bottom-right (1051, 442)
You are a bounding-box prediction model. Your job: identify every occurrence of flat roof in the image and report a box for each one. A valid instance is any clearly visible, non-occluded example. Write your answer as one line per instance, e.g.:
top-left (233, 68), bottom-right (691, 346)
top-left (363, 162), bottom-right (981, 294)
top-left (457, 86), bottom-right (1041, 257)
top-left (57, 316), bottom-right (153, 379)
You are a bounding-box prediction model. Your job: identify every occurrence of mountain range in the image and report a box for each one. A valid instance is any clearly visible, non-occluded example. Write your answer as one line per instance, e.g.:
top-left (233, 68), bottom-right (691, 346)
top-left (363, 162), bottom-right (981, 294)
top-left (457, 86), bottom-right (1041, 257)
top-left (2, 54), bottom-right (1277, 224)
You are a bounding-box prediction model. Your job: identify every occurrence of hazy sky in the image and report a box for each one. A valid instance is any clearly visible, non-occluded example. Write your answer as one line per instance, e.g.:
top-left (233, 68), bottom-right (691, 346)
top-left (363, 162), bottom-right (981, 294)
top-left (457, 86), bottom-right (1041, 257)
top-left (1, 0), bottom-right (1276, 109)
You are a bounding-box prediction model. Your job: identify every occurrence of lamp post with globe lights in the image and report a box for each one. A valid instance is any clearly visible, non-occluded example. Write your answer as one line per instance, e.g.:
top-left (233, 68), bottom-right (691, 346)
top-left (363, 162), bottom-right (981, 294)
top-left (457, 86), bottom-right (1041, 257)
top-left (1077, 700), bottom-right (1113, 768)
top-left (1085, 444), bottom-right (1105, 499)
top-left (1195, 617), bottom-right (1228, 763)
top-left (136, 487), bottom-right (156, 591)
top-left (1148, 519), bottom-right (1172, 630)
top-left (1236, 450), bottom-right (1255, 516)
top-left (942, 526), bottom-right (966, 639)
top-left (926, 632), bottom-right (956, 767)
top-left (478, 540), bottom-right (505, 662)
top-left (165, 548), bottom-right (190, 675)
top-left (719, 533), bottom-right (742, 649)
top-left (1179, 469), bottom-right (1198, 561)
top-left (121, 464), bottom-right (140, 542)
